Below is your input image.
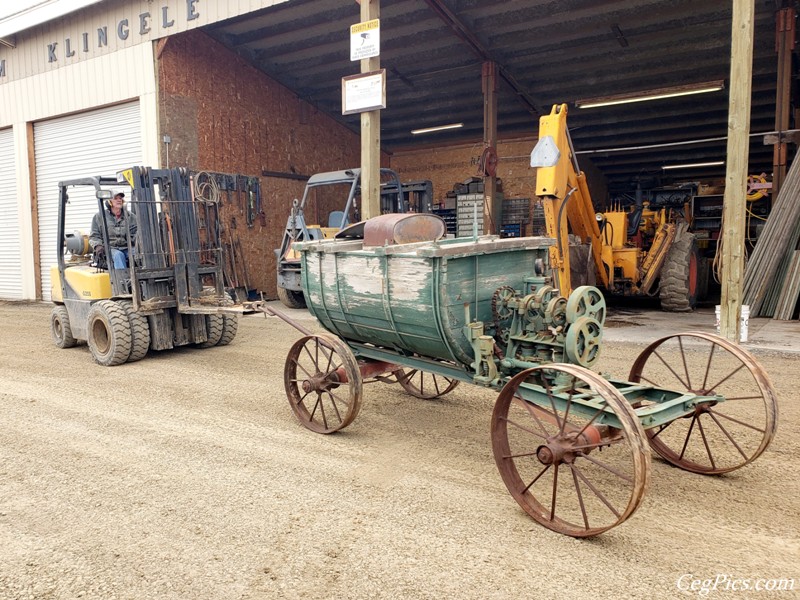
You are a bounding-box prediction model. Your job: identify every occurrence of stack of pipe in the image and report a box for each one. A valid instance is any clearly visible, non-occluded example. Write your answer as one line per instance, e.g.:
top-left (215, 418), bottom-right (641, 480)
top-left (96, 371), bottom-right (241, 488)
top-left (743, 156), bottom-right (800, 318)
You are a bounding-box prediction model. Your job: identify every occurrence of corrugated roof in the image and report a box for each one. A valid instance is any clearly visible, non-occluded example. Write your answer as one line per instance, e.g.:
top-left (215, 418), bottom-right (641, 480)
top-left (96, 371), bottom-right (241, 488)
top-left (206, 0), bottom-right (791, 192)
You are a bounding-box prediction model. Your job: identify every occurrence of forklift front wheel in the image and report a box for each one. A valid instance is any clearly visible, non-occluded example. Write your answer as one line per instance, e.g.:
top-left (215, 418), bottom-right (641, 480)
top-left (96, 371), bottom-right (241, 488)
top-left (87, 300), bottom-right (133, 366)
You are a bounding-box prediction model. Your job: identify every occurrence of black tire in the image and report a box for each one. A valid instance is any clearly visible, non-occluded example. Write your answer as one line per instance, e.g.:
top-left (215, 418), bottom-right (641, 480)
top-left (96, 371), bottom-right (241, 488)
top-left (198, 313), bottom-right (224, 348)
top-left (659, 232), bottom-right (699, 312)
top-left (51, 304), bottom-right (77, 348)
top-left (277, 285), bottom-right (306, 309)
top-left (87, 300), bottom-right (133, 366)
top-left (217, 313), bottom-right (239, 346)
top-left (118, 300), bottom-right (151, 362)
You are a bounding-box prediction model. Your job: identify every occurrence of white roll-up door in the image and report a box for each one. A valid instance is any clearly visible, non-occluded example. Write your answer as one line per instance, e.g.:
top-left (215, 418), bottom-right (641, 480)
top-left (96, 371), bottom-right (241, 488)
top-left (0, 127), bottom-right (24, 300)
top-left (35, 101), bottom-right (142, 300)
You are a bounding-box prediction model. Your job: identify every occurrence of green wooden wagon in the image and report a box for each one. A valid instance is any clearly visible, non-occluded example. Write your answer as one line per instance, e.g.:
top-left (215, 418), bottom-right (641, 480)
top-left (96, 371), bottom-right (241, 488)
top-left (270, 213), bottom-right (778, 537)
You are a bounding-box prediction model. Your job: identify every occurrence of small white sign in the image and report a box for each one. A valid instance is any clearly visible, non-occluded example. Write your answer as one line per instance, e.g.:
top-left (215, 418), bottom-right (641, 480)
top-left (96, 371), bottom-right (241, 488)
top-left (342, 70), bottom-right (386, 115)
top-left (350, 19), bottom-right (380, 61)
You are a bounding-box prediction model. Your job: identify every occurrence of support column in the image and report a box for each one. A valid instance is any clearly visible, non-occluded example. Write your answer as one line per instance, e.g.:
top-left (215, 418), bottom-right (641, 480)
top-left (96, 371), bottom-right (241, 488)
top-left (772, 6), bottom-right (795, 197)
top-left (720, 0), bottom-right (755, 342)
top-left (360, 0), bottom-right (381, 219)
top-left (482, 61), bottom-right (499, 235)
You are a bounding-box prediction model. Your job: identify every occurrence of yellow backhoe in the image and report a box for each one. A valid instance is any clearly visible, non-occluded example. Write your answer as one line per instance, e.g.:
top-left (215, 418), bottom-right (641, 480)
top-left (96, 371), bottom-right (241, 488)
top-left (531, 104), bottom-right (699, 311)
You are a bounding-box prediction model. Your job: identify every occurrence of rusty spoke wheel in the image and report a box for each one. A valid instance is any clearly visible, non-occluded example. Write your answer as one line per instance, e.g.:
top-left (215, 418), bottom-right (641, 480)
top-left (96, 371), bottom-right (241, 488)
top-left (491, 364), bottom-right (650, 537)
top-left (285, 333), bottom-right (362, 434)
top-left (393, 368), bottom-right (460, 399)
top-left (629, 331), bottom-right (778, 474)
top-left (492, 364), bottom-right (650, 537)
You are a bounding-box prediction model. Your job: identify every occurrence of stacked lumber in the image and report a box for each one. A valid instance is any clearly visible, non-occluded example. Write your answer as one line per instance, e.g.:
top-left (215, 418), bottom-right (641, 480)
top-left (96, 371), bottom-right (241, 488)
top-left (742, 156), bottom-right (800, 319)
top-left (773, 251), bottom-right (800, 320)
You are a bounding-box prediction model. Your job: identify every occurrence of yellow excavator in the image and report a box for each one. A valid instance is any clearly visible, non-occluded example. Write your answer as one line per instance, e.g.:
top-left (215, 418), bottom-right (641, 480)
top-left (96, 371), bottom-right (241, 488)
top-left (531, 104), bottom-right (699, 311)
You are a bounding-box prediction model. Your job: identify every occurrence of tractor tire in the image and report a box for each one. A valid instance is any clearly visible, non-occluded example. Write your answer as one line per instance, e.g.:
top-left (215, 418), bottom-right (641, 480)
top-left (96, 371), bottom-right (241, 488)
top-left (217, 313), bottom-right (239, 346)
top-left (198, 313), bottom-right (224, 348)
top-left (51, 304), bottom-right (77, 348)
top-left (118, 300), bottom-right (151, 362)
top-left (277, 285), bottom-right (306, 309)
top-left (659, 232), bottom-right (699, 312)
top-left (87, 300), bottom-right (133, 366)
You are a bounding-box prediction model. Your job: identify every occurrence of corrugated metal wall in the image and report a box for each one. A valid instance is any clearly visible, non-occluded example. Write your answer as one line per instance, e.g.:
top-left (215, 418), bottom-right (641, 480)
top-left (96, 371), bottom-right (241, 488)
top-left (0, 127), bottom-right (23, 300)
top-left (35, 101), bottom-right (142, 301)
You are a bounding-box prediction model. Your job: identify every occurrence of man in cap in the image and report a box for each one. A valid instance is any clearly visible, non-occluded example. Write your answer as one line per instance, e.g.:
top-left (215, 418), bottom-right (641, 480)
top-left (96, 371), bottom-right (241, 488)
top-left (89, 191), bottom-right (137, 269)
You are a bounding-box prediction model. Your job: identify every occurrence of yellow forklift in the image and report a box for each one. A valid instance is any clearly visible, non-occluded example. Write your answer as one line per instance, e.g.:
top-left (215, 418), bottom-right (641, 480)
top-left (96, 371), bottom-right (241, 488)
top-left (50, 167), bottom-right (239, 365)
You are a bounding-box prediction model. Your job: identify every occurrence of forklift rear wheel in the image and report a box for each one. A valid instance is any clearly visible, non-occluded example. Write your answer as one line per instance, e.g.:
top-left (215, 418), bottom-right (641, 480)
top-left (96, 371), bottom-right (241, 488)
top-left (198, 314), bottom-right (224, 348)
top-left (118, 300), bottom-right (151, 362)
top-left (87, 300), bottom-right (133, 366)
top-left (51, 304), bottom-right (77, 349)
top-left (277, 286), bottom-right (307, 309)
top-left (217, 313), bottom-right (239, 346)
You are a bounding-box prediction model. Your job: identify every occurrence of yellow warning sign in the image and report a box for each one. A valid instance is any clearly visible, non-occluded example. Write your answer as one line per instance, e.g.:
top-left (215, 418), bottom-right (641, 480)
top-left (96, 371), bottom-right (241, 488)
top-left (350, 19), bottom-right (380, 61)
top-left (350, 19), bottom-right (379, 35)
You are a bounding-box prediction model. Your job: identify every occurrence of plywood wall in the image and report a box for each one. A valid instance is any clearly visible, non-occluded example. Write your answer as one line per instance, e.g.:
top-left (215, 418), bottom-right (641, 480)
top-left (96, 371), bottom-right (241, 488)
top-left (158, 29), bottom-right (384, 298)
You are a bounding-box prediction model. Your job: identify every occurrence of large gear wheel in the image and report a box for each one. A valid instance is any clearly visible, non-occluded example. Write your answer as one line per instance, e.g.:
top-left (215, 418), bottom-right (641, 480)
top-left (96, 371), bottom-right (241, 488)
top-left (491, 286), bottom-right (516, 323)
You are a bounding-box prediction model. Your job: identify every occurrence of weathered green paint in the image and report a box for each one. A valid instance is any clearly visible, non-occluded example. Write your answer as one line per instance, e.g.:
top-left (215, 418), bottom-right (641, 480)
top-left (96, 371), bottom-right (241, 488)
top-left (298, 236), bottom-right (554, 366)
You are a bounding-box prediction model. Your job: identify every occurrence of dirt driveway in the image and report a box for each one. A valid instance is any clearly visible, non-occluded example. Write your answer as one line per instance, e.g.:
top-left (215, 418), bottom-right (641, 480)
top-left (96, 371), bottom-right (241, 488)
top-left (1, 301), bottom-right (798, 599)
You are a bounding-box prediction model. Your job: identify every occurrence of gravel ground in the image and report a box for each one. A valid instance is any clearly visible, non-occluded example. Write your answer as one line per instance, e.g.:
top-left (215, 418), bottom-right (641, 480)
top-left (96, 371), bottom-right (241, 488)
top-left (0, 301), bottom-right (798, 599)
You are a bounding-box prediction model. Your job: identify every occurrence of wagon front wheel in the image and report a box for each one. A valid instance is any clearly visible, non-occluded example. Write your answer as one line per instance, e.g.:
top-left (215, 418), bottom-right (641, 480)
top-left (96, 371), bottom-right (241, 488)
top-left (629, 331), bottom-right (778, 474)
top-left (393, 368), bottom-right (460, 399)
top-left (491, 364), bottom-right (650, 537)
top-left (285, 333), bottom-right (363, 434)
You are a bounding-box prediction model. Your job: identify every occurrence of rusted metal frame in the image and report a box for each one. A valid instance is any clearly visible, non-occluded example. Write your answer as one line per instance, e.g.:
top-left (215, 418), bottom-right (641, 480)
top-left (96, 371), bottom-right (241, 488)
top-left (772, 6), bottom-right (795, 196)
top-left (349, 341), bottom-right (472, 384)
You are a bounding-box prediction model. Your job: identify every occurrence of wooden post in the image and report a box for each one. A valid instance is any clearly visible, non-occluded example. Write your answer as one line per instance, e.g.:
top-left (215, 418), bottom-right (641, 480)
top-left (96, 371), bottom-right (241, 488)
top-left (720, 0), bottom-right (755, 342)
top-left (482, 61), bottom-right (498, 235)
top-left (772, 6), bottom-right (795, 197)
top-left (360, 0), bottom-right (381, 219)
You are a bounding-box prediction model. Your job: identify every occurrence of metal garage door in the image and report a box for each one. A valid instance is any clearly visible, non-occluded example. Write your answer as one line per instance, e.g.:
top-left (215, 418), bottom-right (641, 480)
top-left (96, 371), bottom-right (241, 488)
top-left (0, 127), bottom-right (24, 300)
top-left (35, 101), bottom-right (142, 300)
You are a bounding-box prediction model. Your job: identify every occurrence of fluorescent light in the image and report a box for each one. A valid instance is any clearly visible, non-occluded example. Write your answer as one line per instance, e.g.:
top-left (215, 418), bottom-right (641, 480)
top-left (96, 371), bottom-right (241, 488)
top-left (575, 81), bottom-right (725, 109)
top-left (411, 122), bottom-right (463, 135)
top-left (662, 161), bottom-right (725, 171)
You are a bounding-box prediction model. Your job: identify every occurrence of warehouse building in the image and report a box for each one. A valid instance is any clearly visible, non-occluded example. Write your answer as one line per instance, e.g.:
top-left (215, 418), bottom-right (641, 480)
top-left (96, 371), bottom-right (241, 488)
top-left (0, 1), bottom-right (794, 314)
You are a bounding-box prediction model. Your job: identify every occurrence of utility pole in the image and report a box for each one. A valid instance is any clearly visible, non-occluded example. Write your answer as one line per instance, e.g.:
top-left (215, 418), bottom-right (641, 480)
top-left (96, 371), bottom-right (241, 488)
top-left (719, 0), bottom-right (754, 342)
top-left (482, 61), bottom-right (499, 234)
top-left (360, 0), bottom-right (380, 219)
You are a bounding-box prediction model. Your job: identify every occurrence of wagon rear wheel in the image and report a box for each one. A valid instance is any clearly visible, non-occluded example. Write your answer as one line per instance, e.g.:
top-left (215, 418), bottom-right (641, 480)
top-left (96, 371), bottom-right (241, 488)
top-left (629, 331), bottom-right (778, 474)
top-left (285, 333), bottom-right (362, 434)
top-left (491, 364), bottom-right (650, 537)
top-left (393, 368), bottom-right (460, 399)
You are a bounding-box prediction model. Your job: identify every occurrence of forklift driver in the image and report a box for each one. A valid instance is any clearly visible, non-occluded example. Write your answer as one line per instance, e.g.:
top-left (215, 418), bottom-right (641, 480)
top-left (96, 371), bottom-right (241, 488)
top-left (89, 192), bottom-right (137, 269)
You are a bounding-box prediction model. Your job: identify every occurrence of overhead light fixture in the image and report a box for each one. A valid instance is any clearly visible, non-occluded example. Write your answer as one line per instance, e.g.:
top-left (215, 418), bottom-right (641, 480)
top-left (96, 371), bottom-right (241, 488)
top-left (410, 122), bottom-right (463, 135)
top-left (575, 80), bottom-right (725, 109)
top-left (662, 161), bottom-right (725, 171)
